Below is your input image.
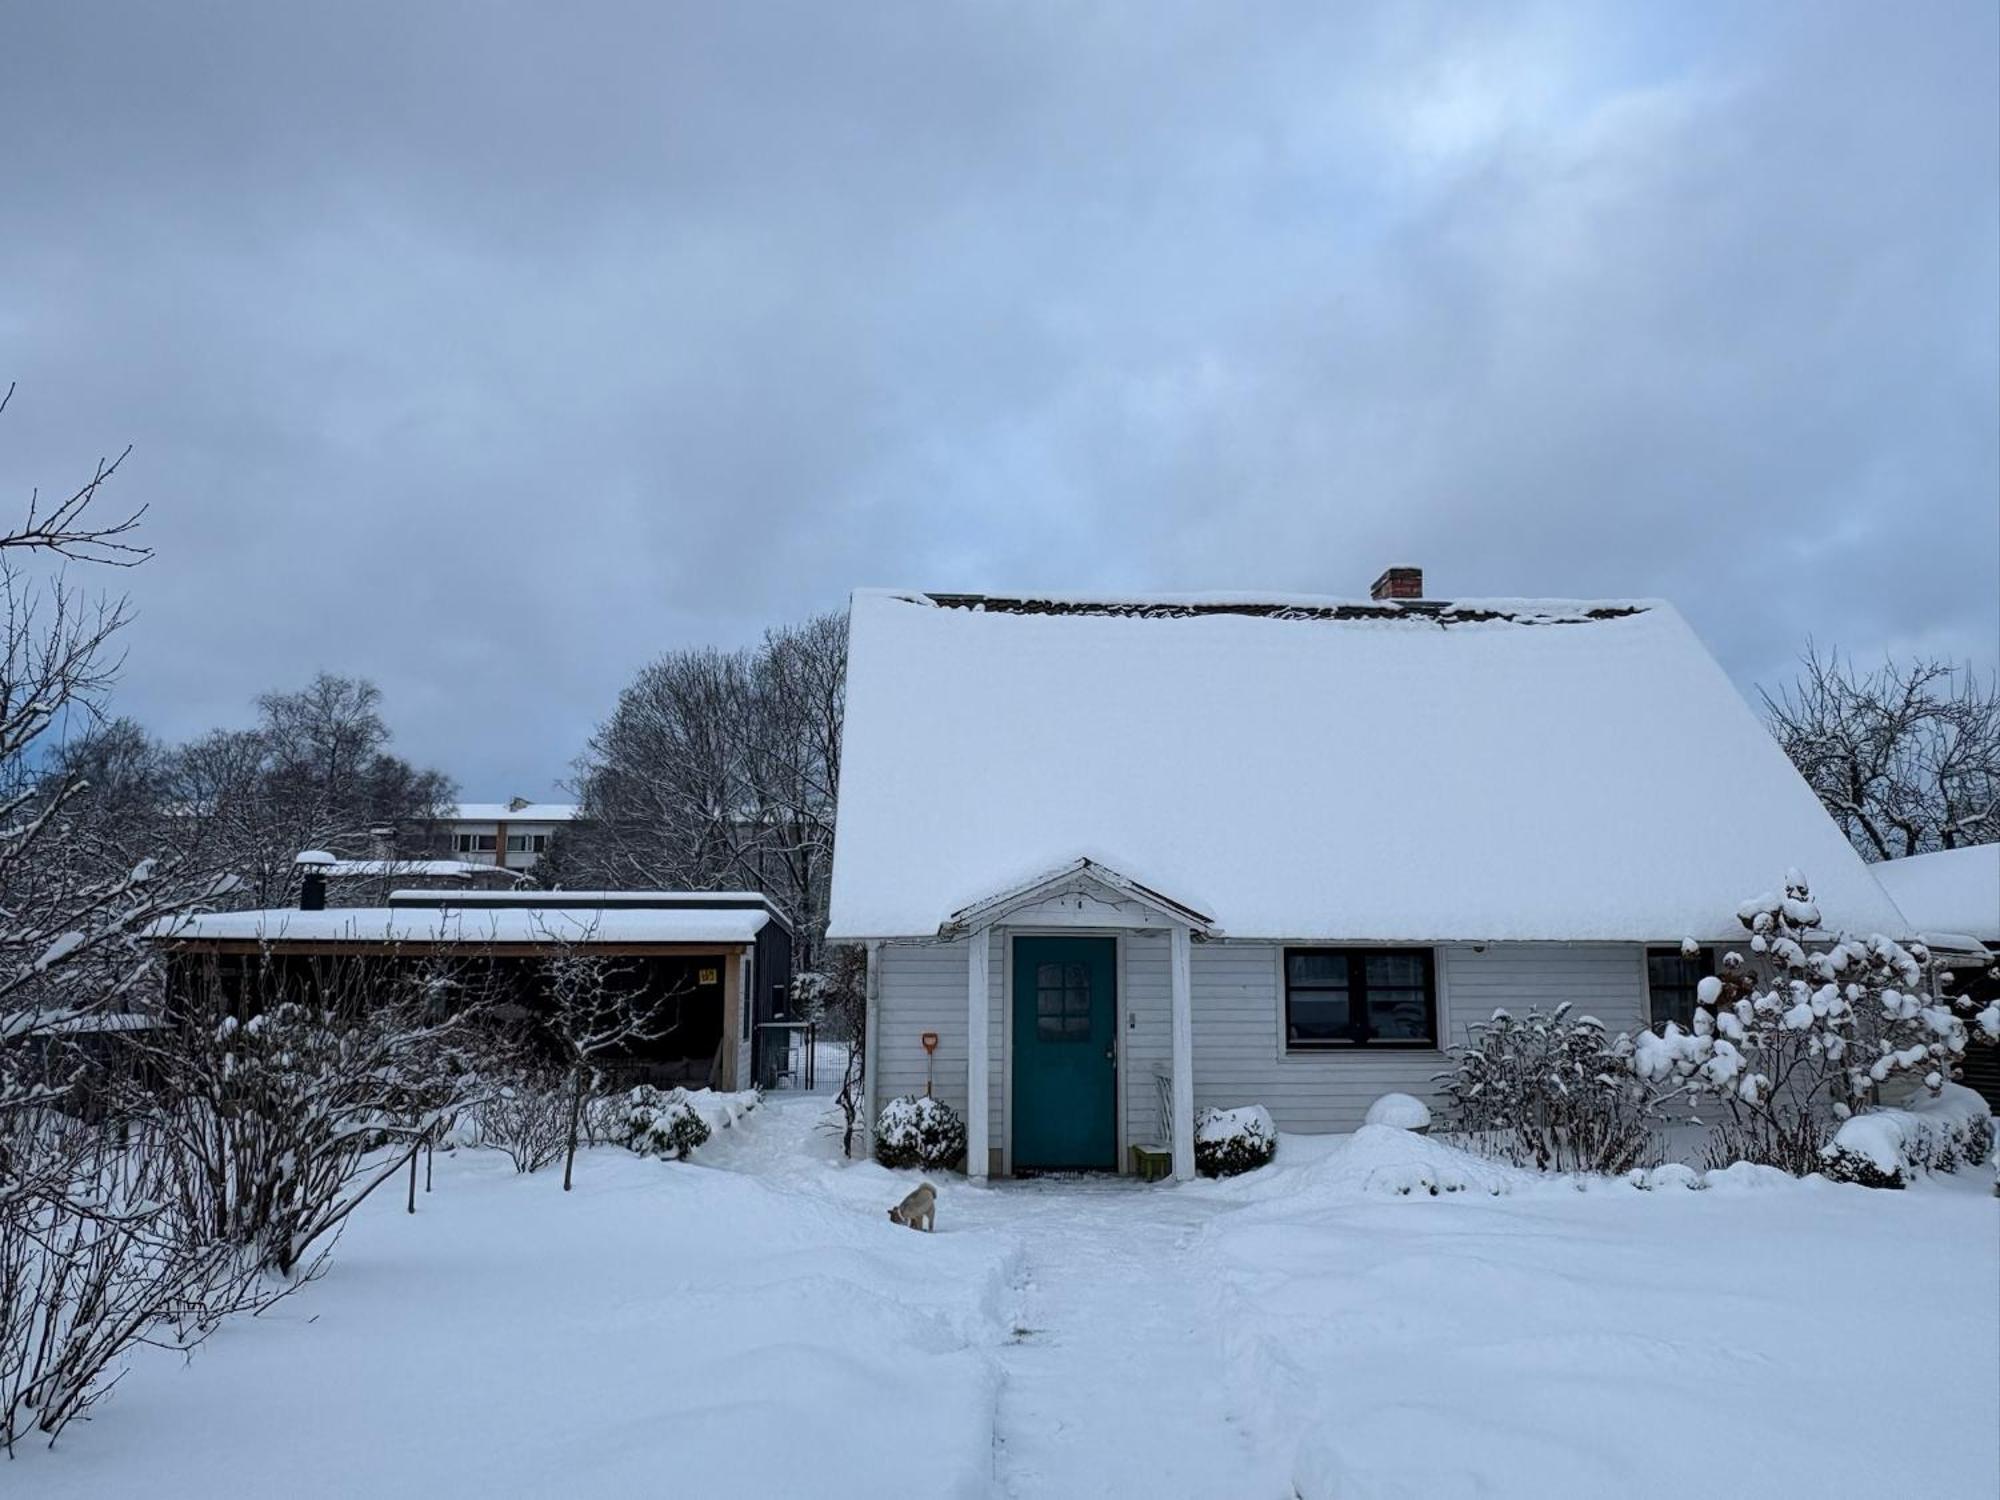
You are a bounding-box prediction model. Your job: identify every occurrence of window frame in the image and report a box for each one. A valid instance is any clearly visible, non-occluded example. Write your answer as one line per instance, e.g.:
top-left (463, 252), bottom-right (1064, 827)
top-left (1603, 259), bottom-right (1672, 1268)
top-left (1282, 945), bottom-right (1439, 1052)
top-left (1646, 946), bottom-right (1715, 1032)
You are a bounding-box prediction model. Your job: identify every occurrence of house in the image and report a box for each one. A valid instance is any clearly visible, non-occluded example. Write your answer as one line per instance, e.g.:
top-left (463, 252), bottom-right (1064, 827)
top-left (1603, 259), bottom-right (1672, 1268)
top-left (150, 888), bottom-right (794, 1091)
top-left (825, 573), bottom-right (1908, 1181)
top-left (317, 856), bottom-right (527, 905)
top-left (1872, 842), bottom-right (2000, 1109)
top-left (444, 797), bottom-right (581, 872)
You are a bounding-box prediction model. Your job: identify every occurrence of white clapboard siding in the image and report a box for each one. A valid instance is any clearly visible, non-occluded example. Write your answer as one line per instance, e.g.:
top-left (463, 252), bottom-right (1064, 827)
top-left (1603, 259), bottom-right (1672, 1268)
top-left (1187, 941), bottom-right (1650, 1133)
top-left (874, 934), bottom-right (1655, 1154)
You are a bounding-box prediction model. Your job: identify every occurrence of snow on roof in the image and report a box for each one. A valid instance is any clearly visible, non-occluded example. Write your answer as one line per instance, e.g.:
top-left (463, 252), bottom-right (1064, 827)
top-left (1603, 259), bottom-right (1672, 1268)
top-left (321, 860), bottom-right (527, 882)
top-left (386, 889), bottom-right (772, 906)
top-left (448, 802), bottom-right (580, 823)
top-left (148, 905), bottom-right (768, 947)
top-left (826, 589), bottom-right (1910, 943)
top-left (1871, 844), bottom-right (2000, 944)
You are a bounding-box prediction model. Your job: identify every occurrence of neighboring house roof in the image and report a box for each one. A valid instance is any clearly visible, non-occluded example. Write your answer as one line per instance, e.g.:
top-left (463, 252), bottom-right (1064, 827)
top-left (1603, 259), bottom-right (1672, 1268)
top-left (826, 589), bottom-right (1909, 943)
top-left (1871, 844), bottom-right (2000, 945)
top-left (319, 859), bottom-right (528, 882)
top-left (448, 801), bottom-right (580, 823)
top-left (148, 905), bottom-right (770, 947)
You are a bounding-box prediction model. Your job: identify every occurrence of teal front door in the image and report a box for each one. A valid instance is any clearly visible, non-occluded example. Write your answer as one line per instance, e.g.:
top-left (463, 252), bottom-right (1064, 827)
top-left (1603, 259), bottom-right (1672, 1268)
top-left (1011, 936), bottom-right (1117, 1171)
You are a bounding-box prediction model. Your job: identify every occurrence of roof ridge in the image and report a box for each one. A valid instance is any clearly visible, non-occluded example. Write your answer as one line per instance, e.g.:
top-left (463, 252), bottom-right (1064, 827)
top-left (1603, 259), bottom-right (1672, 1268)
top-left (903, 591), bottom-right (1650, 625)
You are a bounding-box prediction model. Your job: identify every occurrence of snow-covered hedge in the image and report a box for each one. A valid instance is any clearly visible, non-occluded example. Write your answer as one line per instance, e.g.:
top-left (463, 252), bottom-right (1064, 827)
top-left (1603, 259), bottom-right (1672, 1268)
top-left (1819, 1083), bottom-right (1995, 1188)
top-left (615, 1085), bottom-right (713, 1161)
top-left (1194, 1104), bottom-right (1276, 1178)
top-left (873, 1094), bottom-right (966, 1172)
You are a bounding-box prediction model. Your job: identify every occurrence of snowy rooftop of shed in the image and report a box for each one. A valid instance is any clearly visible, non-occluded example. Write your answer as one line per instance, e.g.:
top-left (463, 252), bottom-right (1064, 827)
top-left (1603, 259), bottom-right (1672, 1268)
top-left (826, 589), bottom-right (1910, 943)
top-left (1871, 844), bottom-right (2000, 944)
top-left (148, 905), bottom-right (768, 947)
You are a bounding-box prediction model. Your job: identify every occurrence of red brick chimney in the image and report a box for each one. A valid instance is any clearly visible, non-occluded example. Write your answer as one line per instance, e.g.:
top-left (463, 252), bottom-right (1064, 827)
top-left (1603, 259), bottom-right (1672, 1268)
top-left (1370, 566), bottom-right (1423, 601)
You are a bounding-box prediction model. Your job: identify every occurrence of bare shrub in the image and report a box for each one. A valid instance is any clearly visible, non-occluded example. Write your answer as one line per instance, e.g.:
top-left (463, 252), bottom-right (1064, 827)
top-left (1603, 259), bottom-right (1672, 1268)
top-left (477, 1073), bottom-right (570, 1174)
top-left (1434, 1003), bottom-right (1658, 1175)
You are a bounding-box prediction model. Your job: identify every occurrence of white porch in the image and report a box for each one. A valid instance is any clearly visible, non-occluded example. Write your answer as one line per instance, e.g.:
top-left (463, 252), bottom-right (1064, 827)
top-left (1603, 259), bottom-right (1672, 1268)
top-left (938, 858), bottom-right (1215, 1183)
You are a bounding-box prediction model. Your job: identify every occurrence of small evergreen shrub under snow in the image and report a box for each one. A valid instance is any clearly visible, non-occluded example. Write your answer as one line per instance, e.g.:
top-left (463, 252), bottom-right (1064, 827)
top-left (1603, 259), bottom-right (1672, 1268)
top-left (874, 1094), bottom-right (967, 1172)
top-left (616, 1085), bottom-right (713, 1161)
top-left (1819, 1083), bottom-right (1995, 1188)
top-left (1194, 1105), bottom-right (1277, 1178)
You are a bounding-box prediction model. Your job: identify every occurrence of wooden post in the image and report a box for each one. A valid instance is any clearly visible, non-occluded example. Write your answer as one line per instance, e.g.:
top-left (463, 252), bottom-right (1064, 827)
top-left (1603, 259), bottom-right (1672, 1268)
top-left (720, 951), bottom-right (743, 1091)
top-left (1170, 924), bottom-right (1195, 1182)
top-left (967, 926), bottom-right (990, 1179)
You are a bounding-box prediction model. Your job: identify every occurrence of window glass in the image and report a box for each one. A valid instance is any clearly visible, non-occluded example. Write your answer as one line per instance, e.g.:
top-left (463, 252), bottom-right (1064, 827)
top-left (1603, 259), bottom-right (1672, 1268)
top-left (1284, 948), bottom-right (1435, 1049)
top-left (1035, 960), bottom-right (1093, 1042)
top-left (1288, 991), bottom-right (1350, 1044)
top-left (1288, 951), bottom-right (1349, 986)
top-left (1648, 948), bottom-right (1714, 1031)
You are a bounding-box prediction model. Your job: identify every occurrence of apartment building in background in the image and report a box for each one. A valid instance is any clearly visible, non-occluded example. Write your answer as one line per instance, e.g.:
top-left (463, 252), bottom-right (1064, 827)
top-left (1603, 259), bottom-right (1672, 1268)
top-left (445, 797), bottom-right (580, 872)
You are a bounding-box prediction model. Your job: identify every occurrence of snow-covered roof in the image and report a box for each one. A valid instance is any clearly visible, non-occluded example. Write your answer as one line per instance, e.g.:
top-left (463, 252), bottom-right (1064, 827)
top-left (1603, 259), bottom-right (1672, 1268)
top-left (448, 802), bottom-right (580, 823)
top-left (1871, 844), bottom-right (2000, 945)
top-left (148, 906), bottom-right (768, 947)
top-left (826, 589), bottom-right (1910, 943)
top-left (320, 860), bottom-right (527, 882)
top-left (386, 889), bottom-right (771, 907)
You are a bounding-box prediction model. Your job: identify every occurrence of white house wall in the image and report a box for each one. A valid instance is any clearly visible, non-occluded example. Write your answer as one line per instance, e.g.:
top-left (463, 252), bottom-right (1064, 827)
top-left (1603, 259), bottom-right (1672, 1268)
top-left (871, 936), bottom-right (1654, 1156)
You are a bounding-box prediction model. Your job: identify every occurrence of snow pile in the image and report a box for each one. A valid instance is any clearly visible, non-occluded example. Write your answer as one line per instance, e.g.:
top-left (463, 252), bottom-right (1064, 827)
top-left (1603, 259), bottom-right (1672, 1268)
top-left (1203, 1130), bottom-right (1998, 1499)
top-left (1202, 1125), bottom-right (1536, 1204)
top-left (1194, 1104), bottom-right (1277, 1177)
top-left (1821, 1084), bottom-right (1995, 1188)
top-left (677, 1087), bottom-right (760, 1136)
top-left (873, 1093), bottom-right (967, 1171)
top-left (1362, 1091), bottom-right (1431, 1131)
top-left (1626, 1162), bottom-right (1704, 1191)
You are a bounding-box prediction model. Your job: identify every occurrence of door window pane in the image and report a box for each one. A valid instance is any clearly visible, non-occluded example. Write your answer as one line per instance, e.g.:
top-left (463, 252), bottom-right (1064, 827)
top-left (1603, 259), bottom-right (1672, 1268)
top-left (1036, 960), bottom-right (1094, 1042)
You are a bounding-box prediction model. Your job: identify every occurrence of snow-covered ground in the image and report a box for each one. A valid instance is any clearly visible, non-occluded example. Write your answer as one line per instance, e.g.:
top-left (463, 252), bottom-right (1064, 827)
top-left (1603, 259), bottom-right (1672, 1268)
top-left (13, 1100), bottom-right (1997, 1498)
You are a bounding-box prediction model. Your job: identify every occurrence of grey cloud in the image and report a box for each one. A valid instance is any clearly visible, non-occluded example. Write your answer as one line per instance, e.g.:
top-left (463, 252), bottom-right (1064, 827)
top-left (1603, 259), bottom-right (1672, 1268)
top-left (0, 1), bottom-right (1992, 796)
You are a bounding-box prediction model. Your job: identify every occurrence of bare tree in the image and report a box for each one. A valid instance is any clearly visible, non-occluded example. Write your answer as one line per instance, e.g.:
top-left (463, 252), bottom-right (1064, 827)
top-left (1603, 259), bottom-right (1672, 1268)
top-left (795, 944), bottom-right (868, 1156)
top-left (535, 936), bottom-right (687, 1191)
top-left (563, 612), bottom-right (844, 965)
top-left (0, 388), bottom-right (280, 1450)
top-left (162, 674), bottom-right (457, 909)
top-left (1763, 644), bottom-right (2000, 861)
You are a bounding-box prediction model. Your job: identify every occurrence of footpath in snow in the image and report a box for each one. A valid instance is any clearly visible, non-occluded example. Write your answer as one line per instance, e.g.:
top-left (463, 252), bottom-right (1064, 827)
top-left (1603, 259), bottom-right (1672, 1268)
top-left (10, 1095), bottom-right (1998, 1499)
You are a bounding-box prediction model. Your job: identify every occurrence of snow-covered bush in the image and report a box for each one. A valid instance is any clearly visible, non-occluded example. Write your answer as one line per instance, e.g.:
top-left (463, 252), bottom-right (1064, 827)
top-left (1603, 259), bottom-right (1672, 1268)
top-left (478, 1072), bottom-right (570, 1174)
top-left (614, 1084), bottom-right (713, 1161)
top-left (1631, 873), bottom-right (1982, 1175)
top-left (1433, 1003), bottom-right (1656, 1174)
top-left (1194, 1104), bottom-right (1277, 1178)
top-left (1819, 1083), bottom-right (1994, 1188)
top-left (1362, 1092), bottom-right (1431, 1132)
top-left (873, 1094), bottom-right (966, 1172)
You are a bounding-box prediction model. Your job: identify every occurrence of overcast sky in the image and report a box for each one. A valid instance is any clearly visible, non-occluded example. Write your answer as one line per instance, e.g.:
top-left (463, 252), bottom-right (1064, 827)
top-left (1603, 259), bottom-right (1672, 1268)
top-left (2, 2), bottom-right (1994, 799)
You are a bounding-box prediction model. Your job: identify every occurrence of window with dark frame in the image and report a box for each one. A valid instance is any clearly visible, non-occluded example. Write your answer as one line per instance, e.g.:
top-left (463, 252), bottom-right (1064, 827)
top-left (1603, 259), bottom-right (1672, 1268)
top-left (1647, 947), bottom-right (1715, 1031)
top-left (1284, 947), bottom-right (1438, 1050)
